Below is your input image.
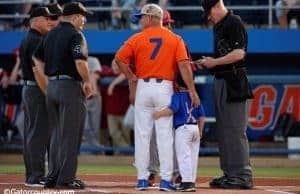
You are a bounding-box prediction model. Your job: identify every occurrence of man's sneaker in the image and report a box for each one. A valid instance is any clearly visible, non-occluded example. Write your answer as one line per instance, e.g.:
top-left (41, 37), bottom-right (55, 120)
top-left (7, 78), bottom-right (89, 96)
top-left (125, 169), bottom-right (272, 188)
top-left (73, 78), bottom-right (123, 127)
top-left (148, 174), bottom-right (156, 187)
top-left (159, 179), bottom-right (176, 191)
top-left (24, 180), bottom-right (44, 187)
top-left (24, 182), bottom-right (44, 187)
top-left (209, 175), bottom-right (228, 188)
top-left (178, 182), bottom-right (196, 192)
top-left (44, 177), bottom-right (56, 188)
top-left (57, 179), bottom-right (85, 189)
top-left (220, 178), bottom-right (253, 190)
top-left (174, 174), bottom-right (182, 186)
top-left (136, 179), bottom-right (149, 190)
top-left (39, 177), bottom-right (46, 185)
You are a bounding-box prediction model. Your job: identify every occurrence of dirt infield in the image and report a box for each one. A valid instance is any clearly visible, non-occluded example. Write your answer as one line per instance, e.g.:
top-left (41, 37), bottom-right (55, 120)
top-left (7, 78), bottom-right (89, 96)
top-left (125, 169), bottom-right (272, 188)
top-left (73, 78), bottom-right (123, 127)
top-left (0, 175), bottom-right (300, 194)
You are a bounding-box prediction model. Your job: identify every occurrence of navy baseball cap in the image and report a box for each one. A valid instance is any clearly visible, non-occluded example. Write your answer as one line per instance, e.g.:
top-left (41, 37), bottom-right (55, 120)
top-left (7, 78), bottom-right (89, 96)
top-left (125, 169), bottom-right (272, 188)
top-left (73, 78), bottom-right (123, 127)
top-left (30, 7), bottom-right (53, 19)
top-left (63, 2), bottom-right (93, 16)
top-left (47, 3), bottom-right (63, 17)
top-left (202, 0), bottom-right (219, 20)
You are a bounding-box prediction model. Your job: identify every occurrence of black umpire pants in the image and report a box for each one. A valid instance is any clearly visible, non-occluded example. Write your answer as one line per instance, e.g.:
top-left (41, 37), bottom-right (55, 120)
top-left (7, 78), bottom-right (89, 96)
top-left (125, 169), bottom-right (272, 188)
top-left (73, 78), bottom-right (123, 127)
top-left (46, 79), bottom-right (85, 185)
top-left (214, 78), bottom-right (253, 181)
top-left (22, 85), bottom-right (49, 183)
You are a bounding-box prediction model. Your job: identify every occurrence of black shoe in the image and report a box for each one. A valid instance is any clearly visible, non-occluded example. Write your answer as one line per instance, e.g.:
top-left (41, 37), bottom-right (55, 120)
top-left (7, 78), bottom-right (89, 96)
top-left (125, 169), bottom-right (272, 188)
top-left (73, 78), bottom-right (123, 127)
top-left (178, 182), bottom-right (196, 192)
top-left (25, 177), bottom-right (46, 187)
top-left (39, 177), bottom-right (46, 185)
top-left (220, 178), bottom-right (253, 190)
top-left (57, 179), bottom-right (85, 189)
top-left (148, 173), bottom-right (155, 187)
top-left (209, 175), bottom-right (228, 188)
top-left (174, 174), bottom-right (182, 186)
top-left (24, 181), bottom-right (44, 187)
top-left (44, 177), bottom-right (56, 188)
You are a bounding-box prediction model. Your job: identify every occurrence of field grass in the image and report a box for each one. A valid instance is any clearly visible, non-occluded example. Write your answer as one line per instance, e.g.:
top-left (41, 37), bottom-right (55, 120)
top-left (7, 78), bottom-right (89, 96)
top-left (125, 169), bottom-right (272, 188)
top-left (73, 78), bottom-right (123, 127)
top-left (0, 165), bottom-right (300, 178)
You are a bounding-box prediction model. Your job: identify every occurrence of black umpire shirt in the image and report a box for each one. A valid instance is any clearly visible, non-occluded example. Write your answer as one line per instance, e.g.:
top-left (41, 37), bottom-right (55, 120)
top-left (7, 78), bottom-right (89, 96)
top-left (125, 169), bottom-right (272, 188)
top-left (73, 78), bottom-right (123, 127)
top-left (212, 11), bottom-right (248, 73)
top-left (20, 29), bottom-right (43, 81)
top-left (34, 22), bottom-right (88, 81)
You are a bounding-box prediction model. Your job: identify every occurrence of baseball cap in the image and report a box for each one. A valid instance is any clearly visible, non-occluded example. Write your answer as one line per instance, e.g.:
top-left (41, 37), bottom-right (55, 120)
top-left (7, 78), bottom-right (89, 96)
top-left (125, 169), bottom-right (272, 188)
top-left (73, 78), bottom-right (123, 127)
top-left (47, 3), bottom-right (63, 17)
top-left (134, 3), bottom-right (163, 19)
top-left (62, 2), bottom-right (93, 16)
top-left (163, 10), bottom-right (174, 25)
top-left (202, 0), bottom-right (219, 20)
top-left (30, 7), bottom-right (53, 19)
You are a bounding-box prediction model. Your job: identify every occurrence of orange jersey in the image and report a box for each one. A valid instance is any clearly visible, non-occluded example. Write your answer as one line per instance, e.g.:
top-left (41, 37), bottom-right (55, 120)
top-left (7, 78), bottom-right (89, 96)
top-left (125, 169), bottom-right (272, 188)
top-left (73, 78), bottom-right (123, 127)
top-left (116, 26), bottom-right (189, 81)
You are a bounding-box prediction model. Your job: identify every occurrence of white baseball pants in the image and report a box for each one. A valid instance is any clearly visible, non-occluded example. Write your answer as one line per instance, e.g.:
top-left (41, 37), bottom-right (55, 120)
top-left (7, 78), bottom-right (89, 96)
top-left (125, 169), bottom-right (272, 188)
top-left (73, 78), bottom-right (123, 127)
top-left (134, 78), bottom-right (174, 181)
top-left (175, 124), bottom-right (200, 182)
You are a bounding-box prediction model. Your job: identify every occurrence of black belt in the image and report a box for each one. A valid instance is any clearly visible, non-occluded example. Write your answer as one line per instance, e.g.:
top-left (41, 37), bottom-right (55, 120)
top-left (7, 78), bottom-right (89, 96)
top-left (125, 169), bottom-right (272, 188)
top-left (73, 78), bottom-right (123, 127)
top-left (214, 72), bottom-right (226, 79)
top-left (49, 74), bottom-right (73, 81)
top-left (143, 78), bottom-right (163, 83)
top-left (213, 67), bottom-right (246, 79)
top-left (175, 122), bottom-right (197, 129)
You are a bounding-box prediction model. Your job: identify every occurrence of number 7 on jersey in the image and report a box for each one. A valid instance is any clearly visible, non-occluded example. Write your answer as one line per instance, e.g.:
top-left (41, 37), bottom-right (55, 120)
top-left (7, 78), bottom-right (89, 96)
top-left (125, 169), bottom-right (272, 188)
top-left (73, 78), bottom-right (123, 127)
top-left (149, 38), bottom-right (162, 60)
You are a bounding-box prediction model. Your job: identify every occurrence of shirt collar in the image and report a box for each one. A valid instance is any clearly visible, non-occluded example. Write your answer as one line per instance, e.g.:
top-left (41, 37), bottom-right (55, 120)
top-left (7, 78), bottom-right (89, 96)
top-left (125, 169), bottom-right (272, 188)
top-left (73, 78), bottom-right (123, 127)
top-left (215, 10), bottom-right (232, 26)
top-left (60, 21), bottom-right (76, 29)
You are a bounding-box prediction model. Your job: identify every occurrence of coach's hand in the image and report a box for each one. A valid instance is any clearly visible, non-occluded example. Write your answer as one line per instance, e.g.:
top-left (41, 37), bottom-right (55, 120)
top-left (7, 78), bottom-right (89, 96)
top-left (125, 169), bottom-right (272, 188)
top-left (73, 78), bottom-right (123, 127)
top-left (190, 90), bottom-right (200, 107)
top-left (199, 56), bottom-right (217, 69)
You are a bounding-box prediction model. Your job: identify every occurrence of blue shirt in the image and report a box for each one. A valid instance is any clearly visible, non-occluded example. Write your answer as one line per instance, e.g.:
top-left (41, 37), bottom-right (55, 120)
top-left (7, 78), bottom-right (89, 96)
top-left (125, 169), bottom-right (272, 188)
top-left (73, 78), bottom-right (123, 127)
top-left (169, 91), bottom-right (205, 129)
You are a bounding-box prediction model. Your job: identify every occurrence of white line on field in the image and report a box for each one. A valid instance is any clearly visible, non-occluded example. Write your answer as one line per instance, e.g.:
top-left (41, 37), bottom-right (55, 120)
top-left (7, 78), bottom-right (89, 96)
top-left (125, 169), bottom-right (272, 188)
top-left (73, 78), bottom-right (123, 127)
top-left (0, 182), bottom-right (24, 185)
top-left (265, 189), bottom-right (295, 194)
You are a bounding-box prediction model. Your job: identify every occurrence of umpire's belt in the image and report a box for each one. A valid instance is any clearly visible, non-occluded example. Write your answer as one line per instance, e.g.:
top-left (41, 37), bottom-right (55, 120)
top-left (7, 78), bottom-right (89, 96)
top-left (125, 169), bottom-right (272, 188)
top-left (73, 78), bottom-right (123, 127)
top-left (143, 78), bottom-right (163, 83)
top-left (49, 74), bottom-right (73, 81)
top-left (24, 80), bottom-right (37, 86)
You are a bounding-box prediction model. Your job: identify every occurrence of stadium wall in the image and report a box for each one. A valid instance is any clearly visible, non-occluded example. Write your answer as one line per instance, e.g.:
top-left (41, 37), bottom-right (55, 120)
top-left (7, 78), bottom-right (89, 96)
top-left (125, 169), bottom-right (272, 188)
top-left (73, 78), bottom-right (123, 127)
top-left (0, 29), bottom-right (300, 54)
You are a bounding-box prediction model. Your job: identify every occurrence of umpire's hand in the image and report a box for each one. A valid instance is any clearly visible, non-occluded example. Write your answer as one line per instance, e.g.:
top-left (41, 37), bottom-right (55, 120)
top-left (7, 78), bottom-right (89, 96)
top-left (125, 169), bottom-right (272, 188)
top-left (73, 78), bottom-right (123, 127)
top-left (83, 81), bottom-right (94, 99)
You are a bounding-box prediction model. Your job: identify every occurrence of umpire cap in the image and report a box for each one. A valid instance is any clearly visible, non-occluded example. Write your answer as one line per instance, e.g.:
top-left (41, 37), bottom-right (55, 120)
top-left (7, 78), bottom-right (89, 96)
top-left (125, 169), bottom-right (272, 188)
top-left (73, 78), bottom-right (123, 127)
top-left (63, 2), bottom-right (93, 16)
top-left (47, 3), bottom-right (63, 17)
top-left (30, 7), bottom-right (53, 19)
top-left (202, 0), bottom-right (219, 20)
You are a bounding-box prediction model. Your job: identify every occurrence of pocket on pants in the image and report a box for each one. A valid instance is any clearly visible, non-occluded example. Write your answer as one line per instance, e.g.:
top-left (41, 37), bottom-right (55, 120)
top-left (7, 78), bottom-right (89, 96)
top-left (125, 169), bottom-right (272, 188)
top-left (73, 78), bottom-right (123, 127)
top-left (224, 69), bottom-right (253, 103)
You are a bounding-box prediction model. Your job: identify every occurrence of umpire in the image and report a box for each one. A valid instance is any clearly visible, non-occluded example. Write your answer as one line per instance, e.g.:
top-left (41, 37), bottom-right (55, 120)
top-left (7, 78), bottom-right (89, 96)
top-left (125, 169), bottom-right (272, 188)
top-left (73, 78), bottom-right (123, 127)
top-left (33, 2), bottom-right (93, 189)
top-left (197, 0), bottom-right (253, 189)
top-left (20, 7), bottom-right (52, 187)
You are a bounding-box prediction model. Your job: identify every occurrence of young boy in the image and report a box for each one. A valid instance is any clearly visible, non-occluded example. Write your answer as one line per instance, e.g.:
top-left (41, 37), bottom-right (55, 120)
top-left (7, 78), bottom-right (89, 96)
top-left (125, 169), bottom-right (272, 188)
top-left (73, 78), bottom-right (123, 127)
top-left (153, 75), bottom-right (205, 192)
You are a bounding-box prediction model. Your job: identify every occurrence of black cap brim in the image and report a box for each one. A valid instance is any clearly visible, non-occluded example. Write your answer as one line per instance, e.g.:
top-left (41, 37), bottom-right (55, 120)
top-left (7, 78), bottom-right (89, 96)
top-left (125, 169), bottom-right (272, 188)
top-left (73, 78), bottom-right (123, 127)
top-left (62, 2), bottom-right (93, 16)
top-left (63, 10), bottom-right (93, 16)
top-left (201, 0), bottom-right (219, 21)
top-left (83, 10), bottom-right (93, 16)
top-left (30, 13), bottom-right (54, 20)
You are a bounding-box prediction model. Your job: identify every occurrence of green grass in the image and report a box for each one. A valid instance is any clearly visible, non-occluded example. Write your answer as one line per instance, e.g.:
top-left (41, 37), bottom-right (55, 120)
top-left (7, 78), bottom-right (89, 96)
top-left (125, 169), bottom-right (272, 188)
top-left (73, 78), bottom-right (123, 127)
top-left (0, 165), bottom-right (300, 178)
